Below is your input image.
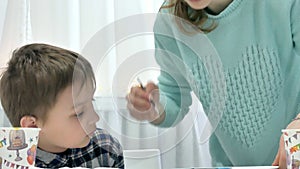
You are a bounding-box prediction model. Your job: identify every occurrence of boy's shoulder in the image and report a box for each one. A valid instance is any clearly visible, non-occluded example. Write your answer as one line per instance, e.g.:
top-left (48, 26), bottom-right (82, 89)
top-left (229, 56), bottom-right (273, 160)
top-left (35, 128), bottom-right (124, 168)
top-left (92, 128), bottom-right (119, 144)
top-left (90, 128), bottom-right (123, 154)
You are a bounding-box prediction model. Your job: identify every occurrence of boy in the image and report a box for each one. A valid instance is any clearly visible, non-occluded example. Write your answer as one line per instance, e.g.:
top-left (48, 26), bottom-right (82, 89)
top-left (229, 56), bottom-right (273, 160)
top-left (0, 43), bottom-right (124, 168)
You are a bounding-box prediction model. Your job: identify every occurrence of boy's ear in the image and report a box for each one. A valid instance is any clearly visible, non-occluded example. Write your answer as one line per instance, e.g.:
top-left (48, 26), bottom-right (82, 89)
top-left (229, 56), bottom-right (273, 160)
top-left (20, 116), bottom-right (38, 127)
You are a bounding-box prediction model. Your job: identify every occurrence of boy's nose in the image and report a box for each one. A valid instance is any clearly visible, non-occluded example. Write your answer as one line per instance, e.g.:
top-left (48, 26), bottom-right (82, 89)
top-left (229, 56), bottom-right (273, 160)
top-left (89, 109), bottom-right (100, 124)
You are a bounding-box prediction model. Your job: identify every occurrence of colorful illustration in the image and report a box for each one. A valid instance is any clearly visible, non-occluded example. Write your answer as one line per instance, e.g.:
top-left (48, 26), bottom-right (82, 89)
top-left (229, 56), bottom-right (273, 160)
top-left (26, 145), bottom-right (37, 165)
top-left (283, 130), bottom-right (300, 169)
top-left (0, 128), bottom-right (40, 169)
top-left (290, 144), bottom-right (300, 154)
top-left (0, 138), bottom-right (6, 148)
top-left (7, 129), bottom-right (28, 161)
top-left (292, 156), bottom-right (300, 169)
top-left (0, 129), bottom-right (7, 148)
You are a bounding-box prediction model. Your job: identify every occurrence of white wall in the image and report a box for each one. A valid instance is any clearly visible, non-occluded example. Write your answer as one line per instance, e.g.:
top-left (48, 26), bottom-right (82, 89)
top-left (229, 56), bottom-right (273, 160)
top-left (0, 0), bottom-right (9, 127)
top-left (0, 0), bottom-right (8, 41)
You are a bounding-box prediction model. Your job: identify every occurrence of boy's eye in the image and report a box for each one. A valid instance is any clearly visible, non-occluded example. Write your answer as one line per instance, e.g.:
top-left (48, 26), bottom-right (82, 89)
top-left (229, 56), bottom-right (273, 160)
top-left (76, 112), bottom-right (84, 117)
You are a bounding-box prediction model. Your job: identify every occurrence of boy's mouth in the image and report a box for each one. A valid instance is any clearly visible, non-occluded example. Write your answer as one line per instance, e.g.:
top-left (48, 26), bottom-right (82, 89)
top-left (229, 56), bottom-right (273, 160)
top-left (87, 129), bottom-right (96, 137)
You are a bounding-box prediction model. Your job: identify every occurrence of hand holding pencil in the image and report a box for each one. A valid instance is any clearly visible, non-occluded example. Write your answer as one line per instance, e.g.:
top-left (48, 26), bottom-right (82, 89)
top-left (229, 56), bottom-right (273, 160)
top-left (126, 78), bottom-right (165, 124)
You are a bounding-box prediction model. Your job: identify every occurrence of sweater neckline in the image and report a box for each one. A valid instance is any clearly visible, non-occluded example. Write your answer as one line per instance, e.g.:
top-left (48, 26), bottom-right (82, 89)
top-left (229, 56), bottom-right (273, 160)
top-left (206, 0), bottom-right (243, 20)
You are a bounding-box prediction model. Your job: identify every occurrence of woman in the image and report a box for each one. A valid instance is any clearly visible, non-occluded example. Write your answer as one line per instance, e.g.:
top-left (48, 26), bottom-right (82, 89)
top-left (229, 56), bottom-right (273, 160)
top-left (127, 0), bottom-right (300, 168)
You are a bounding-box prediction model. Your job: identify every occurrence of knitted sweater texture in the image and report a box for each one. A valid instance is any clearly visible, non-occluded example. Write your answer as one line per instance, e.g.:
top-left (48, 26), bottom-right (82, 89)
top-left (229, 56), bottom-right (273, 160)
top-left (154, 0), bottom-right (300, 166)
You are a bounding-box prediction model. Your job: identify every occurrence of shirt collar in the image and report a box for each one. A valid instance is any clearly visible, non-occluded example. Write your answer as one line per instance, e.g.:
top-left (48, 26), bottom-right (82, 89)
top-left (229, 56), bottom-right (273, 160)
top-left (36, 148), bottom-right (70, 165)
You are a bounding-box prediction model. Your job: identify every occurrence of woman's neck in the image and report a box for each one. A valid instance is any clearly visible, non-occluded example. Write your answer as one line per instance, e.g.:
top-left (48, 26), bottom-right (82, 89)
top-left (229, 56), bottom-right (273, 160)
top-left (207, 0), bottom-right (233, 14)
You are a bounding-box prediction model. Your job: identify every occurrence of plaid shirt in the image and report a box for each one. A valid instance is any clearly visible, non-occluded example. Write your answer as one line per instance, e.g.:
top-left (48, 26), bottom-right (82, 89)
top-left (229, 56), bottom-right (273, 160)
top-left (35, 128), bottom-right (124, 168)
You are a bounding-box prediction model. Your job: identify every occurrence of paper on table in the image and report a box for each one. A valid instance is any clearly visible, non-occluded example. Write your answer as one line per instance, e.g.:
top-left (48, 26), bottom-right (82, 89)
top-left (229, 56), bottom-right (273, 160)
top-left (219, 166), bottom-right (279, 169)
top-left (30, 167), bottom-right (119, 169)
top-left (194, 167), bottom-right (279, 169)
top-left (232, 166), bottom-right (278, 169)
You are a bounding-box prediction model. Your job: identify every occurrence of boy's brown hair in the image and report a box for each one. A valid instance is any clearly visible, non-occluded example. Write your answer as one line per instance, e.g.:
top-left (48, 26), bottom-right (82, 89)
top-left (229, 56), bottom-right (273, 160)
top-left (0, 43), bottom-right (95, 127)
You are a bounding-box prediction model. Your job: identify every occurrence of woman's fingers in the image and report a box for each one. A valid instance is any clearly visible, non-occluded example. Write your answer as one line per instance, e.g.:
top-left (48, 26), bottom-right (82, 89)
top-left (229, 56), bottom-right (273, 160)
top-left (126, 82), bottom-right (161, 122)
top-left (128, 86), bottom-right (151, 109)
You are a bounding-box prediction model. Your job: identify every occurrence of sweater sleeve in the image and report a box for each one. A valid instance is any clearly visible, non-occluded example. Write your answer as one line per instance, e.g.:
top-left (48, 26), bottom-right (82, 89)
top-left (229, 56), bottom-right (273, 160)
top-left (153, 13), bottom-right (193, 127)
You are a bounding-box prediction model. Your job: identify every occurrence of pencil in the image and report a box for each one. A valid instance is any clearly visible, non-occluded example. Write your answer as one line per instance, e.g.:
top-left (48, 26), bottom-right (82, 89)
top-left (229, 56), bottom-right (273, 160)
top-left (137, 77), bottom-right (145, 90)
top-left (137, 77), bottom-right (155, 106)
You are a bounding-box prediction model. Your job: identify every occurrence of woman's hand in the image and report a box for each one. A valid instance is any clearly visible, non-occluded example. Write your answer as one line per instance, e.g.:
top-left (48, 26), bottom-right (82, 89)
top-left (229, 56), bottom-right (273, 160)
top-left (126, 82), bottom-right (165, 124)
top-left (272, 134), bottom-right (286, 169)
top-left (273, 117), bottom-right (300, 169)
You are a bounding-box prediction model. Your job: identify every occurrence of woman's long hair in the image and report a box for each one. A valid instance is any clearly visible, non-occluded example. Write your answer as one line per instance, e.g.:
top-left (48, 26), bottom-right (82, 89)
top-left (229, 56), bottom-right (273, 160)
top-left (160, 0), bottom-right (216, 33)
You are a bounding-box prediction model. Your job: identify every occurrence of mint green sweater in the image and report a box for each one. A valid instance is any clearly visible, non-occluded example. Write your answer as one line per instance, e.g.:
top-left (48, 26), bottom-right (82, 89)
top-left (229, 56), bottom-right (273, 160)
top-left (154, 0), bottom-right (300, 166)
